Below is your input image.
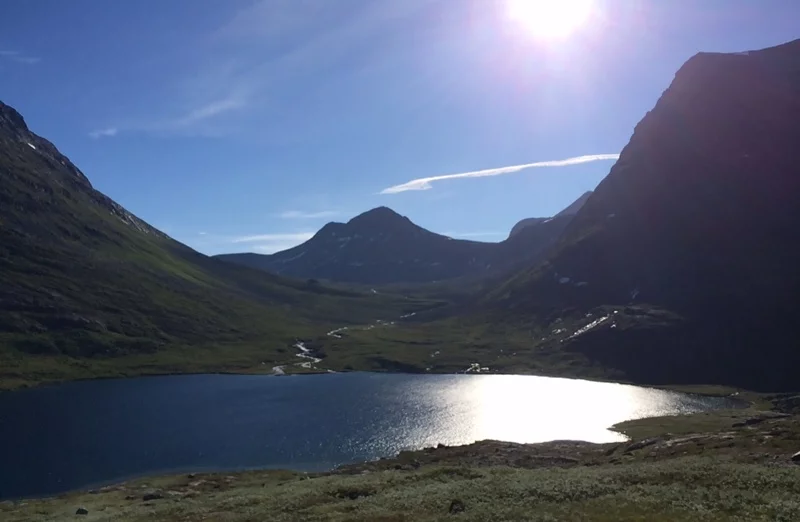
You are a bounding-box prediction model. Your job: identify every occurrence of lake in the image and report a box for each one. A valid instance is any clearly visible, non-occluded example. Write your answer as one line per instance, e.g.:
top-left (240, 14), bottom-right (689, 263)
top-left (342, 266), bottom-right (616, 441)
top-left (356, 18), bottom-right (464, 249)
top-left (0, 373), bottom-right (741, 499)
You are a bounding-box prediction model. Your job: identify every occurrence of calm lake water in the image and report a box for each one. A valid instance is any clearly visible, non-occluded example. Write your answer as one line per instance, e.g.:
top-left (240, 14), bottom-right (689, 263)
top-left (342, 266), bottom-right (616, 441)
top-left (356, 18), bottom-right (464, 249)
top-left (0, 373), bottom-right (740, 499)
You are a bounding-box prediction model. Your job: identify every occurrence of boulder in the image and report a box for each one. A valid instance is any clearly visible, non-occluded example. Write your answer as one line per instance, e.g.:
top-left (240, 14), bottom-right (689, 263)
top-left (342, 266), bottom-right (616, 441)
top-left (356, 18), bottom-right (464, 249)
top-left (623, 437), bottom-right (663, 453)
top-left (75, 507), bottom-right (89, 515)
top-left (449, 499), bottom-right (465, 514)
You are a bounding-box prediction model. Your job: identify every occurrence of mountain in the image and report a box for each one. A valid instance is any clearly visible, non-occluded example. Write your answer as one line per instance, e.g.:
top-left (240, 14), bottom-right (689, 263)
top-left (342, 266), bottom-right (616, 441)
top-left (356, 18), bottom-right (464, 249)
top-left (0, 101), bottom-right (416, 387)
top-left (508, 191), bottom-right (593, 239)
top-left (494, 40), bottom-right (800, 390)
top-left (217, 206), bottom-right (574, 285)
top-left (508, 218), bottom-right (548, 239)
top-left (554, 191), bottom-right (593, 217)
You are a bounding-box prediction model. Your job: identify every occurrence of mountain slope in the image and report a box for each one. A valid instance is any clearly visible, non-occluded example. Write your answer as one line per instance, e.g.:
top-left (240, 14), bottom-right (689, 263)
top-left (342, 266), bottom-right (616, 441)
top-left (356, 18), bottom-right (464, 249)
top-left (507, 218), bottom-right (547, 239)
top-left (217, 207), bottom-right (574, 285)
top-left (220, 207), bottom-right (495, 284)
top-left (0, 101), bottom-right (421, 387)
top-left (554, 190), bottom-right (592, 217)
top-left (508, 191), bottom-right (592, 238)
top-left (493, 40), bottom-right (800, 390)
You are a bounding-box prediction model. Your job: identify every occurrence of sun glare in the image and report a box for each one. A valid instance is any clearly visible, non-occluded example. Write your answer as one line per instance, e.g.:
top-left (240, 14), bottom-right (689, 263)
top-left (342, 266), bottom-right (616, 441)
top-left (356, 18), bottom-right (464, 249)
top-left (507, 0), bottom-right (594, 40)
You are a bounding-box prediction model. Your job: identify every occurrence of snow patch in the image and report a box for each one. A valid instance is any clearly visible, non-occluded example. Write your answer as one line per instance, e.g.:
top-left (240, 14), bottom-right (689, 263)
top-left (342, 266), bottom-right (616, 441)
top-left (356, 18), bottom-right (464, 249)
top-left (465, 363), bottom-right (490, 374)
top-left (26, 142), bottom-right (36, 150)
top-left (567, 316), bottom-right (610, 340)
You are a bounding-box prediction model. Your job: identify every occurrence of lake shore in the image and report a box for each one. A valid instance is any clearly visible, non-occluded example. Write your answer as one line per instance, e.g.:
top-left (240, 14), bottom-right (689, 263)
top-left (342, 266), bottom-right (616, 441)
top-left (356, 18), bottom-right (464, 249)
top-left (0, 357), bottom-right (757, 397)
top-left (3, 396), bottom-right (799, 521)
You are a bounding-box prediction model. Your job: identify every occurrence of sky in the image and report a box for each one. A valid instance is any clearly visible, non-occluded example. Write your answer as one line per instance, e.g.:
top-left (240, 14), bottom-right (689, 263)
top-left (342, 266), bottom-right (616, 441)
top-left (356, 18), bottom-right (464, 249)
top-left (2, 0), bottom-right (798, 255)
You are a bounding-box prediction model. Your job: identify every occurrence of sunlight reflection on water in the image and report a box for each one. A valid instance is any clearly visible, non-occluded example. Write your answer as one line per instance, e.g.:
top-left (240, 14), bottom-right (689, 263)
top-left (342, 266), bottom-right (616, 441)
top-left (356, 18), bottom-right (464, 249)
top-left (363, 374), bottom-right (736, 455)
top-left (0, 372), bottom-right (740, 499)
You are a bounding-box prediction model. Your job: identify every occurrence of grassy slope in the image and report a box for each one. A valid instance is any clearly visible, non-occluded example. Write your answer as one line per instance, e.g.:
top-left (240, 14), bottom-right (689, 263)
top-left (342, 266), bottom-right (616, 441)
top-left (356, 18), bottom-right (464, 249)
top-left (0, 102), bottom-right (439, 389)
top-left (307, 305), bottom-right (663, 383)
top-left (5, 394), bottom-right (800, 521)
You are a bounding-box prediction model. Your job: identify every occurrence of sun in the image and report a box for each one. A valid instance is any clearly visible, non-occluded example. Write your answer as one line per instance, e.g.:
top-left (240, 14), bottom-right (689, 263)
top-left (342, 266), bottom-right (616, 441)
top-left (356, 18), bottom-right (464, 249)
top-left (506, 0), bottom-right (594, 40)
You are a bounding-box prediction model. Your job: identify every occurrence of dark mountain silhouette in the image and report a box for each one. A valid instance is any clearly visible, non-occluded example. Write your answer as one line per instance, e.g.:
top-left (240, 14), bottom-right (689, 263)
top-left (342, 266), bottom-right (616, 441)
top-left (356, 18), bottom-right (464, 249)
top-left (508, 191), bottom-right (593, 239)
top-left (555, 191), bottom-right (593, 217)
top-left (494, 40), bottom-right (800, 391)
top-left (217, 206), bottom-right (575, 285)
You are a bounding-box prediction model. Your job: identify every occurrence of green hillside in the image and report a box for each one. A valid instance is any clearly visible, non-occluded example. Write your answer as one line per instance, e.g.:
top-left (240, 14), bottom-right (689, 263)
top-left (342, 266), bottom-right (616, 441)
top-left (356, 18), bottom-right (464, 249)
top-left (0, 101), bottom-right (432, 388)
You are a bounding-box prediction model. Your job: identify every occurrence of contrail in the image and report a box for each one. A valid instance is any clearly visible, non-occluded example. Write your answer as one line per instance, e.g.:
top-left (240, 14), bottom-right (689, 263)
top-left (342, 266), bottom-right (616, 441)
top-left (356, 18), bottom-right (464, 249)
top-left (380, 154), bottom-right (620, 194)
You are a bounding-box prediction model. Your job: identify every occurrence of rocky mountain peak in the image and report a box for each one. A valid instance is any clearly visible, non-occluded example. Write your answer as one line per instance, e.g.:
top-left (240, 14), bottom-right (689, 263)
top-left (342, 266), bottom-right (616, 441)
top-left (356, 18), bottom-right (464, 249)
top-left (555, 191), bottom-right (593, 217)
top-left (0, 99), bottom-right (92, 188)
top-left (0, 101), bottom-right (28, 134)
top-left (347, 206), bottom-right (408, 225)
top-left (343, 207), bottom-right (420, 238)
top-left (0, 99), bottom-right (164, 237)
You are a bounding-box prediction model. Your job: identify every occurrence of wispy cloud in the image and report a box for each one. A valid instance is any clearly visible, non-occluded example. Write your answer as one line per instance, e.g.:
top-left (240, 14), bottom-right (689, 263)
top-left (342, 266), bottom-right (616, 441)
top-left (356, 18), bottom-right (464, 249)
top-left (169, 96), bottom-right (246, 129)
top-left (252, 243), bottom-right (300, 254)
top-left (278, 210), bottom-right (340, 220)
top-left (232, 232), bottom-right (315, 244)
top-left (231, 232), bottom-right (315, 254)
top-left (381, 154), bottom-right (620, 194)
top-left (444, 231), bottom-right (505, 239)
top-left (134, 0), bottom-right (437, 139)
top-left (87, 1), bottom-right (436, 139)
top-left (88, 127), bottom-right (119, 139)
top-left (91, 94), bottom-right (246, 138)
top-left (0, 50), bottom-right (40, 64)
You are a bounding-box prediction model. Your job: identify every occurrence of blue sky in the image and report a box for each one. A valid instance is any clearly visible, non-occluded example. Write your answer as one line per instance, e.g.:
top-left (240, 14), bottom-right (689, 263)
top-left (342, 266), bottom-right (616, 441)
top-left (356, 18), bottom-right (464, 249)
top-left (2, 0), bottom-right (798, 255)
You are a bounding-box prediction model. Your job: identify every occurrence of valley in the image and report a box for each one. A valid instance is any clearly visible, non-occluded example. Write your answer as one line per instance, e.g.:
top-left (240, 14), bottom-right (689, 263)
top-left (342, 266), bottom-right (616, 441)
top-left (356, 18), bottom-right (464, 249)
top-left (3, 40), bottom-right (800, 392)
top-left (0, 5), bottom-right (799, 517)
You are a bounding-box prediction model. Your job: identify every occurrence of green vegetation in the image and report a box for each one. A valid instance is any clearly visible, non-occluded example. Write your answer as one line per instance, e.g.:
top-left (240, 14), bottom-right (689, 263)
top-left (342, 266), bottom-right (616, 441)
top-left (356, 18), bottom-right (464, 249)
top-left (4, 395), bottom-right (800, 521)
top-left (1, 100), bottom-right (793, 395)
top-left (0, 102), bottom-right (441, 390)
top-left (305, 306), bottom-right (658, 381)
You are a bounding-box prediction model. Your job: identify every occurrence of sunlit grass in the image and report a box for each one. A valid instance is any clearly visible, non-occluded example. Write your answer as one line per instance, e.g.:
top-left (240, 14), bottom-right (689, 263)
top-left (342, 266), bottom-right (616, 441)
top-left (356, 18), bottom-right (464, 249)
top-left (4, 457), bottom-right (799, 521)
